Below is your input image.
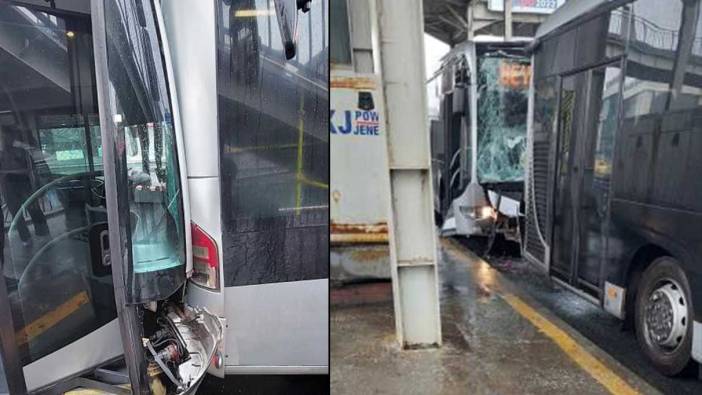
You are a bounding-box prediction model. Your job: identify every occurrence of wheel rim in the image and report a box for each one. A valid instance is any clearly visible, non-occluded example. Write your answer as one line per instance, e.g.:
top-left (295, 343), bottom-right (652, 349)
top-left (643, 278), bottom-right (688, 352)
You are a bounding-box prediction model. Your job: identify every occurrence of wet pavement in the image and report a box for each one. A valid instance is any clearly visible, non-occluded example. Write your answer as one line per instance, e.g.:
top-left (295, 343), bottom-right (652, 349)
top-left (470, 237), bottom-right (702, 395)
top-left (331, 238), bottom-right (657, 394)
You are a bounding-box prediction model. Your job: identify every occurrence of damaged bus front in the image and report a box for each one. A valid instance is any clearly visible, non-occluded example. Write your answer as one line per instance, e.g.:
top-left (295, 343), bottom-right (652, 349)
top-left (430, 39), bottom-right (530, 248)
top-left (0, 0), bottom-right (223, 393)
top-left (1, 0), bottom-right (327, 392)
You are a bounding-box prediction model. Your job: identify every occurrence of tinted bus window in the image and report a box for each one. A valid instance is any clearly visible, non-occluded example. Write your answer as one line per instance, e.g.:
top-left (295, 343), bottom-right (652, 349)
top-left (575, 10), bottom-right (625, 66)
top-left (615, 0), bottom-right (702, 211)
top-left (535, 28), bottom-right (575, 79)
top-left (216, 0), bottom-right (329, 286)
top-left (536, 6), bottom-right (627, 79)
top-left (0, 3), bottom-right (116, 364)
top-left (101, 0), bottom-right (186, 302)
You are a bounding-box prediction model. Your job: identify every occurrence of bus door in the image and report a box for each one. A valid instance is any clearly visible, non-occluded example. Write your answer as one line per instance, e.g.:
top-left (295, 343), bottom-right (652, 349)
top-left (551, 62), bottom-right (622, 294)
top-left (0, 2), bottom-right (122, 392)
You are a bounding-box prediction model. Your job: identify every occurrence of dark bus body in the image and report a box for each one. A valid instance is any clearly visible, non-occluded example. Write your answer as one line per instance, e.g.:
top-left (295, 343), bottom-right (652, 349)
top-left (524, 0), bottom-right (702, 375)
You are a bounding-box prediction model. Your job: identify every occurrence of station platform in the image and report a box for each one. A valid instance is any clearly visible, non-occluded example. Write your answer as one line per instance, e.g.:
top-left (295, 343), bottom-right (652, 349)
top-left (331, 238), bottom-right (659, 394)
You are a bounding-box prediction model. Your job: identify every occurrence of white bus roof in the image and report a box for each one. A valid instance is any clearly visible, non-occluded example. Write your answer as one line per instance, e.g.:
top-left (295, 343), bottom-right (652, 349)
top-left (535, 0), bottom-right (614, 40)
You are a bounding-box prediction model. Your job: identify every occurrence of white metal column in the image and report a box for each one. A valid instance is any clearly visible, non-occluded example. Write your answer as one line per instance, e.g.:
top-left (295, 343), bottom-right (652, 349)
top-left (373, 0), bottom-right (442, 348)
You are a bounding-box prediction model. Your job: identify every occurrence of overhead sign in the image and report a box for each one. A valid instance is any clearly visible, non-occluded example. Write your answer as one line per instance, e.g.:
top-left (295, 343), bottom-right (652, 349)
top-left (488, 0), bottom-right (565, 14)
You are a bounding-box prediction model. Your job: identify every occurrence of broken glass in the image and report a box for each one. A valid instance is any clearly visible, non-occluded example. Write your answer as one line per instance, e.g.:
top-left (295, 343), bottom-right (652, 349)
top-left (476, 56), bottom-right (530, 183)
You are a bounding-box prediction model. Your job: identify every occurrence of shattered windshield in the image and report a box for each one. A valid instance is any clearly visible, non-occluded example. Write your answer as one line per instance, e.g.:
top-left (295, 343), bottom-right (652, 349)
top-left (476, 55), bottom-right (530, 183)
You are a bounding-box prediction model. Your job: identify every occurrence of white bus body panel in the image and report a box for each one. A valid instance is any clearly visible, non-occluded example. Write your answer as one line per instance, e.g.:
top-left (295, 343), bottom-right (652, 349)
top-left (161, 0), bottom-right (219, 179)
top-left (163, 0), bottom-right (327, 374)
top-left (224, 279), bottom-right (328, 372)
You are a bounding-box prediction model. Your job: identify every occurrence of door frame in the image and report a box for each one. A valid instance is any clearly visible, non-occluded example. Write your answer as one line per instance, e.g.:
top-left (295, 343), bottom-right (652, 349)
top-left (548, 57), bottom-right (625, 293)
top-left (0, 2), bottom-right (114, 392)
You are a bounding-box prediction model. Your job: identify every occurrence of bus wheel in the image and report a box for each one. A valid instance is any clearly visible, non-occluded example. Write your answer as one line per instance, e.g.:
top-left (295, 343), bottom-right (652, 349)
top-left (635, 256), bottom-right (694, 376)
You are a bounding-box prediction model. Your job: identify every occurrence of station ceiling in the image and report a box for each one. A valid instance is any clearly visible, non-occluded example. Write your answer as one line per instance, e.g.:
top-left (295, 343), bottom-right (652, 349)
top-left (424, 0), bottom-right (471, 45)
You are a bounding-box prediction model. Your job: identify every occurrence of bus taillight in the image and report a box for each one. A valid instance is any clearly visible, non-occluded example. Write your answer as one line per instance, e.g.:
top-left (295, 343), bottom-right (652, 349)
top-left (191, 223), bottom-right (220, 290)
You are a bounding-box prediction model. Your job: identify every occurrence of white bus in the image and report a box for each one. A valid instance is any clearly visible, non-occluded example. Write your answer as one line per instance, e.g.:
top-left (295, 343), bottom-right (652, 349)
top-left (0, 0), bottom-right (328, 393)
top-left (427, 1), bottom-right (564, 253)
top-left (429, 38), bottom-right (531, 250)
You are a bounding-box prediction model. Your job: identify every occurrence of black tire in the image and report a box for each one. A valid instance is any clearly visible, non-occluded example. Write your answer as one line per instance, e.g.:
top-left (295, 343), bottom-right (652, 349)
top-left (634, 256), bottom-right (694, 376)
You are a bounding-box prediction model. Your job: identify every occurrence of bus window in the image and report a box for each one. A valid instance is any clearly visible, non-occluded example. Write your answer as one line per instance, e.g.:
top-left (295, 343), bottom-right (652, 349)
top-left (0, 2), bottom-right (116, 365)
top-left (615, 0), bottom-right (702, 211)
top-left (101, 0), bottom-right (186, 302)
top-left (535, 28), bottom-right (575, 79)
top-left (37, 115), bottom-right (102, 176)
top-left (330, 0), bottom-right (352, 65)
top-left (216, 0), bottom-right (329, 287)
top-left (573, 7), bottom-right (627, 67)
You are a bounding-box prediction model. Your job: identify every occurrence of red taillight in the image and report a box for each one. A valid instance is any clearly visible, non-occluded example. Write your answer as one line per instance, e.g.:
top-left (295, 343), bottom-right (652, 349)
top-left (191, 222), bottom-right (220, 290)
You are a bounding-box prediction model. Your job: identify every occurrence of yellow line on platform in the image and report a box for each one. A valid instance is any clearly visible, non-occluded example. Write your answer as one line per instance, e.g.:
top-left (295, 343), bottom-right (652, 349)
top-left (502, 293), bottom-right (640, 395)
top-left (15, 291), bottom-right (90, 346)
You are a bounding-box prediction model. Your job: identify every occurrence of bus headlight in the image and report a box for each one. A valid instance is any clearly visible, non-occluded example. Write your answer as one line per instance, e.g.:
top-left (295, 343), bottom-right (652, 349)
top-left (461, 205), bottom-right (496, 220)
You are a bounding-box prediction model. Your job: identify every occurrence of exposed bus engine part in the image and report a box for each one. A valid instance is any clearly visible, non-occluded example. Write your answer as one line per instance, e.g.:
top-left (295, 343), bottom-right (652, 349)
top-left (142, 304), bottom-right (222, 394)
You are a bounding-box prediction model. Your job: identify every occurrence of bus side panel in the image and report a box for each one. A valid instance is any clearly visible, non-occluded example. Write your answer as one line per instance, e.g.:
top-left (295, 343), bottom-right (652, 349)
top-left (161, 0), bottom-right (219, 179)
top-left (214, 0), bottom-right (329, 371)
top-left (607, 112), bottom-right (702, 320)
top-left (162, 0), bottom-right (225, 375)
top-left (223, 279), bottom-right (328, 371)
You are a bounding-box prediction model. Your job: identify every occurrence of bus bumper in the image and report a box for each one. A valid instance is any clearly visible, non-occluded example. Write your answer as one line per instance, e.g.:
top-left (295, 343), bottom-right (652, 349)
top-left (166, 305), bottom-right (223, 394)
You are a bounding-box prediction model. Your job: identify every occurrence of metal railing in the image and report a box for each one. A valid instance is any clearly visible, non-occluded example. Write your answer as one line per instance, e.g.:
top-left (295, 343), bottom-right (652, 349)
top-left (610, 9), bottom-right (702, 56)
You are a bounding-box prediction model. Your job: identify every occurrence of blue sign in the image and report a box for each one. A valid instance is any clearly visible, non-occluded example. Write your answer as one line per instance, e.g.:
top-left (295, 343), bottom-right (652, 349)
top-left (330, 110), bottom-right (381, 136)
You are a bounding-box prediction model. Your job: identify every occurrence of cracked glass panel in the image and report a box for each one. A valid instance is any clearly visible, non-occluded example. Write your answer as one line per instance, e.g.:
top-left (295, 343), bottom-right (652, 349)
top-left (476, 56), bottom-right (530, 183)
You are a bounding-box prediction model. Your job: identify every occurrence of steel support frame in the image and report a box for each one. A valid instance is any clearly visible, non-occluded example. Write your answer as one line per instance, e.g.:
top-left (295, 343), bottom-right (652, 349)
top-left (504, 0), bottom-right (513, 40)
top-left (373, 0), bottom-right (442, 348)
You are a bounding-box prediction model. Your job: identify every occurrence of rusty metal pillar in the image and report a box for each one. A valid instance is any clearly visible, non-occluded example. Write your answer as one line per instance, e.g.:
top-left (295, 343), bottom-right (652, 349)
top-left (372, 0), bottom-right (442, 348)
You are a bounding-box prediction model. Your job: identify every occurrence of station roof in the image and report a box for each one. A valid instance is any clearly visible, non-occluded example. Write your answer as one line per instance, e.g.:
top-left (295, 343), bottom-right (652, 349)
top-left (424, 0), bottom-right (471, 45)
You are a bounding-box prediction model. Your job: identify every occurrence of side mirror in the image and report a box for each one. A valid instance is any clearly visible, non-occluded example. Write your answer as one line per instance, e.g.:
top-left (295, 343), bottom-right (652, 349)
top-left (274, 0), bottom-right (311, 60)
